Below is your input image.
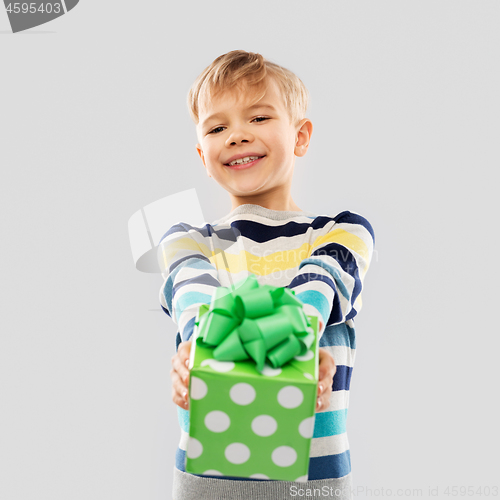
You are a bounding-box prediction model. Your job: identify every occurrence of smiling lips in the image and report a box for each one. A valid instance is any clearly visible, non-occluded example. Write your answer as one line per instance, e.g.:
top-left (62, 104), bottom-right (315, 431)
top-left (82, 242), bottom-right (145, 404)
top-left (225, 155), bottom-right (266, 170)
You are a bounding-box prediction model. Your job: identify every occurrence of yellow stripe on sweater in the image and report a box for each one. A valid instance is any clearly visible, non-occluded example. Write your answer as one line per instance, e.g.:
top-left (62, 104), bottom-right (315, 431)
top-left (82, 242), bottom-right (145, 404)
top-left (311, 228), bottom-right (370, 262)
top-left (160, 228), bottom-right (370, 278)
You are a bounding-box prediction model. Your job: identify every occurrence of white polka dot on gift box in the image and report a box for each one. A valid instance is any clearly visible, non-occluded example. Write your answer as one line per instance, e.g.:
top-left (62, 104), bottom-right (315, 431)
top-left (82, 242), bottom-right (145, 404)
top-left (187, 368), bottom-right (315, 480)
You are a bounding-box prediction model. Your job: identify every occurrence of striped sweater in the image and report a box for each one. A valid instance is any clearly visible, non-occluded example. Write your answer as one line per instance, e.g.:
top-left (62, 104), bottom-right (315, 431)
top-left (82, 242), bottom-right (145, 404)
top-left (158, 204), bottom-right (375, 492)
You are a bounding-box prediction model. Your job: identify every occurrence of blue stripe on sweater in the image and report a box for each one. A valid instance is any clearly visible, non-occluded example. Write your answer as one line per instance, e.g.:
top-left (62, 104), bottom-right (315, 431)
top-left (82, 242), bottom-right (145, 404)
top-left (168, 254), bottom-right (211, 274)
top-left (299, 257), bottom-right (350, 301)
top-left (308, 450), bottom-right (351, 480)
top-left (181, 316), bottom-right (196, 342)
top-left (163, 258), bottom-right (213, 312)
top-left (320, 323), bottom-right (356, 349)
top-left (312, 242), bottom-right (361, 306)
top-left (159, 224), bottom-right (185, 243)
top-left (292, 289), bottom-right (330, 325)
top-left (162, 219), bottom-right (331, 246)
top-left (163, 257), bottom-right (197, 311)
top-left (290, 272), bottom-right (337, 292)
top-left (170, 274), bottom-right (219, 320)
top-left (170, 293), bottom-right (211, 336)
top-left (313, 410), bottom-right (348, 438)
top-left (345, 307), bottom-right (357, 321)
top-left (326, 292), bottom-right (344, 325)
top-left (333, 211), bottom-right (375, 243)
top-left (176, 291), bottom-right (212, 317)
top-left (332, 365), bottom-right (352, 392)
top-left (164, 260), bottom-right (219, 322)
top-left (213, 212), bottom-right (372, 247)
top-left (159, 222), bottom-right (214, 244)
top-left (228, 219), bottom-right (327, 243)
top-left (175, 273), bottom-right (220, 293)
top-left (177, 407), bottom-right (189, 433)
top-left (175, 447), bottom-right (186, 471)
top-left (162, 222), bottom-right (240, 242)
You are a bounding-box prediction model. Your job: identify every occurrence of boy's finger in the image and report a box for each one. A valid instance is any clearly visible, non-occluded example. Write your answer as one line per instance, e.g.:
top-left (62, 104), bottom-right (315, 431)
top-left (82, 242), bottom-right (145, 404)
top-left (172, 387), bottom-right (189, 409)
top-left (171, 369), bottom-right (189, 396)
top-left (178, 340), bottom-right (192, 362)
top-left (319, 392), bottom-right (330, 411)
top-left (316, 394), bottom-right (331, 411)
top-left (171, 370), bottom-right (190, 409)
top-left (318, 349), bottom-right (336, 373)
top-left (172, 354), bottom-right (190, 385)
top-left (319, 368), bottom-right (336, 382)
top-left (316, 397), bottom-right (322, 411)
top-left (172, 369), bottom-right (188, 393)
top-left (316, 386), bottom-right (333, 410)
top-left (318, 373), bottom-right (334, 389)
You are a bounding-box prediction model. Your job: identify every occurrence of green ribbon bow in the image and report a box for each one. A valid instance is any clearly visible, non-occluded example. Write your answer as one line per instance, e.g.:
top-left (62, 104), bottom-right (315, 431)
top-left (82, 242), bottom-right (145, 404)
top-left (194, 275), bottom-right (316, 372)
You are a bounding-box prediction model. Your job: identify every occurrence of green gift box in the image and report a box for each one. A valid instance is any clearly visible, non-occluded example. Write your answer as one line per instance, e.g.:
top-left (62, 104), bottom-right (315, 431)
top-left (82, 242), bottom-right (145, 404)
top-left (185, 275), bottom-right (319, 481)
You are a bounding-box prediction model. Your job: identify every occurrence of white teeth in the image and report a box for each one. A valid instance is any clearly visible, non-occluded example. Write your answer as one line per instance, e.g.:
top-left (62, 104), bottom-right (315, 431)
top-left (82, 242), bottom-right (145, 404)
top-left (228, 156), bottom-right (261, 166)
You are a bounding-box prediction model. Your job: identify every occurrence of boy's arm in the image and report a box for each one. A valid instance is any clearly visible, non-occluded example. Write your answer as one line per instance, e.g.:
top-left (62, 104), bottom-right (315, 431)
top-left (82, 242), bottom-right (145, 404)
top-left (287, 211), bottom-right (375, 338)
top-left (158, 222), bottom-right (222, 344)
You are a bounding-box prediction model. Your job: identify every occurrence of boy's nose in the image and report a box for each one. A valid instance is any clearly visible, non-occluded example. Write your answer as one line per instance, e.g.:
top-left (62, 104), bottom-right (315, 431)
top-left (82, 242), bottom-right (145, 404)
top-left (226, 128), bottom-right (253, 146)
top-left (229, 139), bottom-right (250, 145)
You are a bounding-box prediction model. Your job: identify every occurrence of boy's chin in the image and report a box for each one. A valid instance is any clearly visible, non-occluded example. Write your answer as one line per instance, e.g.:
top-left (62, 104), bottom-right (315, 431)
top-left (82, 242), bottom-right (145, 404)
top-left (229, 185), bottom-right (267, 197)
top-left (212, 177), bottom-right (269, 197)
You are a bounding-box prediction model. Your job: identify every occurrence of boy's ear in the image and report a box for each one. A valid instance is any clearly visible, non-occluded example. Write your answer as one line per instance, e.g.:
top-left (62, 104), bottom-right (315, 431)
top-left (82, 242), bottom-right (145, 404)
top-left (196, 144), bottom-right (211, 177)
top-left (294, 119), bottom-right (313, 158)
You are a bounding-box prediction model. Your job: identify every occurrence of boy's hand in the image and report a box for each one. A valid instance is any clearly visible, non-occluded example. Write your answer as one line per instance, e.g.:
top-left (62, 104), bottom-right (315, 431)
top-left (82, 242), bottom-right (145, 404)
top-left (171, 341), bottom-right (335, 411)
top-left (316, 348), bottom-right (336, 411)
top-left (171, 340), bottom-right (192, 410)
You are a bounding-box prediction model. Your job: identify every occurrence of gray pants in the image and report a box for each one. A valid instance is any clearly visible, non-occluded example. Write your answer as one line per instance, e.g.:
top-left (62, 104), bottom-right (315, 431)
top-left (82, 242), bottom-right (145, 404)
top-left (173, 468), bottom-right (353, 500)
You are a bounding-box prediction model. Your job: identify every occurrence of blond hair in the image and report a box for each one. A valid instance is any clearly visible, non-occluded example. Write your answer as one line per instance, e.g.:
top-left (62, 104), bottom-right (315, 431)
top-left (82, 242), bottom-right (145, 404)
top-left (187, 50), bottom-right (309, 128)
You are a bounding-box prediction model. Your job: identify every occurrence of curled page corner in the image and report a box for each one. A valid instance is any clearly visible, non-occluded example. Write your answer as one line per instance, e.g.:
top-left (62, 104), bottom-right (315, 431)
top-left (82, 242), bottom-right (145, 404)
top-left (128, 188), bottom-right (207, 273)
top-left (5, 0), bottom-right (80, 33)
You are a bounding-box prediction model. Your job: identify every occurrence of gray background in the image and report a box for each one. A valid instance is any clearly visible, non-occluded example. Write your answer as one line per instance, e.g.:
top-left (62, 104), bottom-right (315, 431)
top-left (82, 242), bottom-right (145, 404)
top-left (1, 1), bottom-right (498, 499)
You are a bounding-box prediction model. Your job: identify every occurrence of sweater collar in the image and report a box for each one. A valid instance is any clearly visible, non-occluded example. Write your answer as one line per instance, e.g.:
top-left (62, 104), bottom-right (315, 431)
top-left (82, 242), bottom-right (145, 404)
top-left (214, 204), bottom-right (316, 224)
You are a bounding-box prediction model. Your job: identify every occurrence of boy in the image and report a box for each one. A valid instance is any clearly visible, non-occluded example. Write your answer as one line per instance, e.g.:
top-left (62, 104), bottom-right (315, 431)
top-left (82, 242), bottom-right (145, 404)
top-left (160, 50), bottom-right (375, 500)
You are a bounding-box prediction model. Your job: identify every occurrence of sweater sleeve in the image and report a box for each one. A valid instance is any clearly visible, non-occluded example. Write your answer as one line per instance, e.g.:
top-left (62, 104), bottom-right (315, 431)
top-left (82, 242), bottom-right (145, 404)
top-left (158, 222), bottom-right (222, 343)
top-left (287, 211), bottom-right (375, 338)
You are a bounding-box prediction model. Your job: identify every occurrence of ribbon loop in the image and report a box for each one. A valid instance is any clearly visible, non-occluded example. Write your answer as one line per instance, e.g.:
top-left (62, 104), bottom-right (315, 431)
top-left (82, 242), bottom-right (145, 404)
top-left (195, 275), bottom-right (314, 370)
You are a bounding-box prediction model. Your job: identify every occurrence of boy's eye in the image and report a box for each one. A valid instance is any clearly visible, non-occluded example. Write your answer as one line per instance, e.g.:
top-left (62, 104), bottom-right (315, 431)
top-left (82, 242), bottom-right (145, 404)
top-left (208, 117), bottom-right (269, 135)
top-left (209, 127), bottom-right (225, 134)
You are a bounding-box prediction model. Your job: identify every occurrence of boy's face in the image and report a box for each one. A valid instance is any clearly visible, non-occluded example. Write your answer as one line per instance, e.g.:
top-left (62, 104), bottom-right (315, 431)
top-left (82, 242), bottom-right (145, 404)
top-left (195, 77), bottom-right (312, 210)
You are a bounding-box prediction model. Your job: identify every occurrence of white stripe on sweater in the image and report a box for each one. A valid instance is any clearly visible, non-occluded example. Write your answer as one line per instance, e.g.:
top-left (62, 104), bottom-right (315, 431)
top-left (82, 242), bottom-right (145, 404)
top-left (310, 432), bottom-right (349, 457)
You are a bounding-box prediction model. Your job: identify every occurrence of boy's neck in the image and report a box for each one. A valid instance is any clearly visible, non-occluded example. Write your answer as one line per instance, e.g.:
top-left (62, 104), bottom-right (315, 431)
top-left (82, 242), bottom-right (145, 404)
top-left (229, 193), bottom-right (302, 212)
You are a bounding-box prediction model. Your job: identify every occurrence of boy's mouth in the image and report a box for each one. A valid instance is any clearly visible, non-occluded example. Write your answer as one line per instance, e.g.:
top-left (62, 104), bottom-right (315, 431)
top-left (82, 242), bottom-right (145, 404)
top-left (225, 155), bottom-right (266, 169)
